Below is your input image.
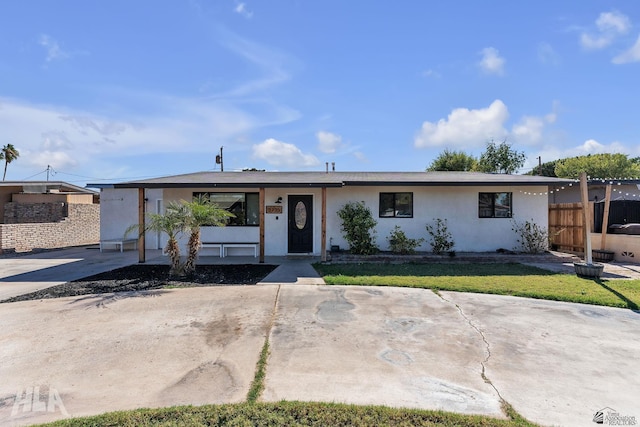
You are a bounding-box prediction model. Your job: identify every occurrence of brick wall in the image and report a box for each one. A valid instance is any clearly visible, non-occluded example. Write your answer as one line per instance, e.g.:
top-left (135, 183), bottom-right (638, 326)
top-left (3, 202), bottom-right (68, 223)
top-left (0, 204), bottom-right (100, 253)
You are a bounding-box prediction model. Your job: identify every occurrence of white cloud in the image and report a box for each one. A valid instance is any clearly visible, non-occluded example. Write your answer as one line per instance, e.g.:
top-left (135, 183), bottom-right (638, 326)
top-left (422, 69), bottom-right (441, 78)
top-left (580, 10), bottom-right (630, 50)
top-left (478, 47), bottom-right (505, 76)
top-left (252, 138), bottom-right (319, 168)
top-left (613, 35), bottom-right (640, 64)
top-left (538, 43), bottom-right (560, 65)
top-left (316, 131), bottom-right (343, 153)
top-left (38, 34), bottom-right (69, 62)
top-left (511, 105), bottom-right (557, 146)
top-left (414, 100), bottom-right (509, 148)
top-left (234, 2), bottom-right (253, 18)
top-left (353, 151), bottom-right (368, 163)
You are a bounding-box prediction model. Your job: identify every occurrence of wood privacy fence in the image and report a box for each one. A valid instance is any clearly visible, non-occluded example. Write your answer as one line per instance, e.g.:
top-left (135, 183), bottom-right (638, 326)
top-left (548, 202), bottom-right (588, 252)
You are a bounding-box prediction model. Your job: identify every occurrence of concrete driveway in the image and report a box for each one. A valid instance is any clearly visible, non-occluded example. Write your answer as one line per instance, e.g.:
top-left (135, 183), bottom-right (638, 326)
top-left (1, 283), bottom-right (639, 427)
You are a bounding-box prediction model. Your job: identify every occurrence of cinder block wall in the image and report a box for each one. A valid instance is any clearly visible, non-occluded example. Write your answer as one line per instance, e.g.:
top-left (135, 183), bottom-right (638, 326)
top-left (0, 204), bottom-right (100, 253)
top-left (3, 202), bottom-right (68, 224)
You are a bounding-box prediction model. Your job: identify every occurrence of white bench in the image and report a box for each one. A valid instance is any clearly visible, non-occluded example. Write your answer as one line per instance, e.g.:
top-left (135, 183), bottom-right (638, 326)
top-left (100, 239), bottom-right (138, 252)
top-left (202, 242), bottom-right (259, 258)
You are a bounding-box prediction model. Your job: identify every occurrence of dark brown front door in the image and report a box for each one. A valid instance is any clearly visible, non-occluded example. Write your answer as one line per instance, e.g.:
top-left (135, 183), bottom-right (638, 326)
top-left (288, 195), bottom-right (313, 253)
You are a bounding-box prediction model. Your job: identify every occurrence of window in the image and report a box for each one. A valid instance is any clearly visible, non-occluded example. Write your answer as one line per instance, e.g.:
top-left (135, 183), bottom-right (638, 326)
top-left (194, 192), bottom-right (259, 226)
top-left (479, 192), bottom-right (512, 218)
top-left (379, 192), bottom-right (413, 218)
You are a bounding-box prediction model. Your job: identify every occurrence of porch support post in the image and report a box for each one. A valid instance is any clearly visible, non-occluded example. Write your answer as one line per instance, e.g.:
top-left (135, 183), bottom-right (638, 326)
top-left (580, 172), bottom-right (592, 264)
top-left (600, 184), bottom-right (612, 250)
top-left (259, 187), bottom-right (265, 263)
top-left (138, 187), bottom-right (146, 263)
top-left (321, 187), bottom-right (327, 262)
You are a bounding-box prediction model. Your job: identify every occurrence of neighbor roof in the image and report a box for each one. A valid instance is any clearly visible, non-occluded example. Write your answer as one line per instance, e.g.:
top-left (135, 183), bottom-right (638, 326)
top-left (87, 171), bottom-right (573, 189)
top-left (0, 181), bottom-right (98, 194)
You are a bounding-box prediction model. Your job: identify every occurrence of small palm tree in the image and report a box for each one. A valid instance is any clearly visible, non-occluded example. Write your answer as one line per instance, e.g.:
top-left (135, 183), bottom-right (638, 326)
top-left (182, 195), bottom-right (234, 275)
top-left (1, 144), bottom-right (20, 181)
top-left (126, 201), bottom-right (188, 276)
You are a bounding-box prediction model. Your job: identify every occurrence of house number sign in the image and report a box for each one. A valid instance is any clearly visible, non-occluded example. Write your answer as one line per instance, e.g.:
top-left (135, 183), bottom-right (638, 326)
top-left (266, 205), bottom-right (283, 214)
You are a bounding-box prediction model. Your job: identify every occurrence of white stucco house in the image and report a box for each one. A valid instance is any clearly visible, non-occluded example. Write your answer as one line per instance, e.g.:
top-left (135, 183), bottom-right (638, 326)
top-left (88, 171), bottom-right (570, 262)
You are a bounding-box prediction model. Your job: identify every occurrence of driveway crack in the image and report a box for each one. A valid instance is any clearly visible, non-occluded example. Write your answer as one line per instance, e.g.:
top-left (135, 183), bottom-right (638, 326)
top-left (432, 290), bottom-right (509, 416)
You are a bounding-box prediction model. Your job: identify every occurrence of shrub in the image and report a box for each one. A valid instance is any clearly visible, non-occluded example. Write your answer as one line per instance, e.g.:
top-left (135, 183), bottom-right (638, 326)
top-left (512, 219), bottom-right (549, 254)
top-left (337, 201), bottom-right (378, 255)
top-left (387, 226), bottom-right (424, 254)
top-left (425, 218), bottom-right (455, 255)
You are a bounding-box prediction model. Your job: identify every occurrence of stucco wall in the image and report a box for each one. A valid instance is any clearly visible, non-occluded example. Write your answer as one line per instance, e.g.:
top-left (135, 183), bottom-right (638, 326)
top-left (327, 185), bottom-right (549, 253)
top-left (99, 184), bottom-right (550, 256)
top-left (0, 204), bottom-right (99, 253)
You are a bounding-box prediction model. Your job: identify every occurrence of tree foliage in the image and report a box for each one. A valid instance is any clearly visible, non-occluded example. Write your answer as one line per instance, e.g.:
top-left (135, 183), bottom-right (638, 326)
top-left (1, 144), bottom-right (20, 181)
top-left (476, 140), bottom-right (526, 174)
top-left (427, 149), bottom-right (477, 172)
top-left (554, 153), bottom-right (640, 179)
top-left (337, 201), bottom-right (378, 255)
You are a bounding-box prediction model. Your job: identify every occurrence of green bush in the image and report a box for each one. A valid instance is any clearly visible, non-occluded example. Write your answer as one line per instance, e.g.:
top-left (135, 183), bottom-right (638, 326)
top-left (512, 219), bottom-right (549, 253)
top-left (425, 218), bottom-right (455, 255)
top-left (337, 201), bottom-right (378, 255)
top-left (387, 226), bottom-right (424, 254)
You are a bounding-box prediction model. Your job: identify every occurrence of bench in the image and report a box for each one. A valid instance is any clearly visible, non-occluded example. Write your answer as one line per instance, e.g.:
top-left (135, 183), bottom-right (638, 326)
top-left (201, 242), bottom-right (259, 258)
top-left (100, 239), bottom-right (138, 253)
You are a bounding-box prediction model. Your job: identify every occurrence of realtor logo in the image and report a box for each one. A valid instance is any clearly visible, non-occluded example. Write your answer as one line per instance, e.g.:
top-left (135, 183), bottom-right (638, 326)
top-left (593, 407), bottom-right (637, 425)
top-left (11, 386), bottom-right (69, 417)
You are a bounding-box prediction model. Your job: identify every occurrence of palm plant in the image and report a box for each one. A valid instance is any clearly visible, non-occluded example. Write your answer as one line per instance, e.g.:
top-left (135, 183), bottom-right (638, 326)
top-left (126, 201), bottom-right (188, 276)
top-left (1, 144), bottom-right (20, 181)
top-left (182, 195), bottom-right (234, 275)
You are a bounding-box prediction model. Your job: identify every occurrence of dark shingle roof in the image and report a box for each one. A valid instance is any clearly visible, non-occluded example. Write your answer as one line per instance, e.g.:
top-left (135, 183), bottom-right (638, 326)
top-left (88, 171), bottom-right (573, 189)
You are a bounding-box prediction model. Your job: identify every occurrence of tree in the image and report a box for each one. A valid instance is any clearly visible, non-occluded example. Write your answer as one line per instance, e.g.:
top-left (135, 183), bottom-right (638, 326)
top-left (182, 195), bottom-right (234, 275)
top-left (476, 140), bottom-right (526, 174)
top-left (127, 201), bottom-right (188, 275)
top-left (1, 144), bottom-right (20, 181)
top-left (525, 159), bottom-right (558, 177)
top-left (554, 153), bottom-right (640, 179)
top-left (427, 149), bottom-right (477, 171)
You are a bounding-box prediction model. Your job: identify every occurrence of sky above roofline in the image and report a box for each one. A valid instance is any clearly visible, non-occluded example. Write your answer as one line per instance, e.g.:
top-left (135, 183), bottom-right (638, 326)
top-left (1, 1), bottom-right (639, 187)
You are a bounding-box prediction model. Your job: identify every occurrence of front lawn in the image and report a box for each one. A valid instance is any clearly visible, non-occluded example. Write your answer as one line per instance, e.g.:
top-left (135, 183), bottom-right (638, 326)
top-left (313, 262), bottom-right (640, 309)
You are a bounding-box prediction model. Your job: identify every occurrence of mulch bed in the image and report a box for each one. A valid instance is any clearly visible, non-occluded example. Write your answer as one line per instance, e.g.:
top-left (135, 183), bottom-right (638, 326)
top-left (1, 264), bottom-right (277, 304)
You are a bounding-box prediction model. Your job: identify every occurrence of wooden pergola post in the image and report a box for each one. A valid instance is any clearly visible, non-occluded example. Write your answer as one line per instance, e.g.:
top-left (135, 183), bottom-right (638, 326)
top-left (259, 188), bottom-right (265, 263)
top-left (321, 187), bottom-right (327, 262)
top-left (600, 184), bottom-right (612, 250)
top-left (138, 187), bottom-right (146, 263)
top-left (580, 172), bottom-right (592, 264)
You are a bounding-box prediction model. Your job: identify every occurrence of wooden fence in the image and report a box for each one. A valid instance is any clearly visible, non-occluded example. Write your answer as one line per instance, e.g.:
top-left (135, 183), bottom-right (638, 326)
top-left (548, 202), bottom-right (587, 252)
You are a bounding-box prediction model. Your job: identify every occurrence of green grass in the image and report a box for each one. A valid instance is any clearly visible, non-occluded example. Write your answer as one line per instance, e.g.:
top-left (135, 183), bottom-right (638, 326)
top-left (38, 401), bottom-right (537, 427)
top-left (313, 262), bottom-right (640, 309)
top-left (246, 338), bottom-right (270, 403)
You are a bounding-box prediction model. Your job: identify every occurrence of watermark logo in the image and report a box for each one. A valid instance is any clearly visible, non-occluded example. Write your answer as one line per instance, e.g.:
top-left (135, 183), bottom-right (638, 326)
top-left (593, 407), bottom-right (637, 425)
top-left (11, 386), bottom-right (69, 417)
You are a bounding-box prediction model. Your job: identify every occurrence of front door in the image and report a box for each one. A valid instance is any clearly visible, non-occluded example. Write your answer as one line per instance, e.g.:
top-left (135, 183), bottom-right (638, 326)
top-left (288, 195), bottom-right (313, 253)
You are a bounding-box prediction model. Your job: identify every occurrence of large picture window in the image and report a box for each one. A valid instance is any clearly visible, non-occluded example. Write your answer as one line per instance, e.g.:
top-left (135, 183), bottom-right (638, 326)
top-left (194, 192), bottom-right (259, 226)
top-left (479, 192), bottom-right (512, 218)
top-left (379, 192), bottom-right (413, 218)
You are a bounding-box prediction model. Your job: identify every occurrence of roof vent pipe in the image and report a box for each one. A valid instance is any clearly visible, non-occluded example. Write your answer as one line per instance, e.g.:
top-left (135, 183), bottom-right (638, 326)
top-left (325, 162), bottom-right (329, 173)
top-left (332, 162), bottom-right (335, 172)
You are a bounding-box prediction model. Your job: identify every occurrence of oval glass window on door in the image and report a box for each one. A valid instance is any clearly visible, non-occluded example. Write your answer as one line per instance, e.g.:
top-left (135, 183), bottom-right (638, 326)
top-left (294, 201), bottom-right (307, 229)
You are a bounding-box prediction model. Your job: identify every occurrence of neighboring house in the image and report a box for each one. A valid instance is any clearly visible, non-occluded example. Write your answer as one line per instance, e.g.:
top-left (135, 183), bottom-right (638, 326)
top-left (0, 181), bottom-right (100, 253)
top-left (90, 171), bottom-right (569, 262)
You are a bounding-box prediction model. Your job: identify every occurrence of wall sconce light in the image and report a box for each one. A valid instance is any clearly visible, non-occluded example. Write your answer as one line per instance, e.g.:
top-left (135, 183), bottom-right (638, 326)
top-left (275, 196), bottom-right (283, 204)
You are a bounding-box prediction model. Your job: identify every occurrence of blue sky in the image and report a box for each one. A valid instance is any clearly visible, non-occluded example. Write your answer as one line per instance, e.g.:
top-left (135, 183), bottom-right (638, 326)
top-left (1, 1), bottom-right (639, 186)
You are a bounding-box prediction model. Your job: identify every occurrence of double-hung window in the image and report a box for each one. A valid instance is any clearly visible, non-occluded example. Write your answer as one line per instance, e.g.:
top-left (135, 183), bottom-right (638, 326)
top-left (194, 192), bottom-right (260, 226)
top-left (478, 192), bottom-right (512, 218)
top-left (379, 192), bottom-right (413, 218)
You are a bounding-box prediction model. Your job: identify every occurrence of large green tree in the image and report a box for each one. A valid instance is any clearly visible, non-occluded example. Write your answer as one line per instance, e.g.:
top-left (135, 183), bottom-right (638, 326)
top-left (427, 149), bottom-right (477, 171)
top-left (476, 140), bottom-right (526, 174)
top-left (554, 153), bottom-right (640, 179)
top-left (1, 144), bottom-right (20, 181)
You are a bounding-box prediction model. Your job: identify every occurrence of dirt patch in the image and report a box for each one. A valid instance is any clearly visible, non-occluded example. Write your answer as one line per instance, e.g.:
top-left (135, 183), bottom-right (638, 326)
top-left (1, 264), bottom-right (277, 304)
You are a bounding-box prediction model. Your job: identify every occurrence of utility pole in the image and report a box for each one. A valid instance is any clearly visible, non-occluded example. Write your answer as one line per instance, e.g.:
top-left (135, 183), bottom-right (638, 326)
top-left (215, 146), bottom-right (224, 172)
top-left (46, 165), bottom-right (51, 181)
